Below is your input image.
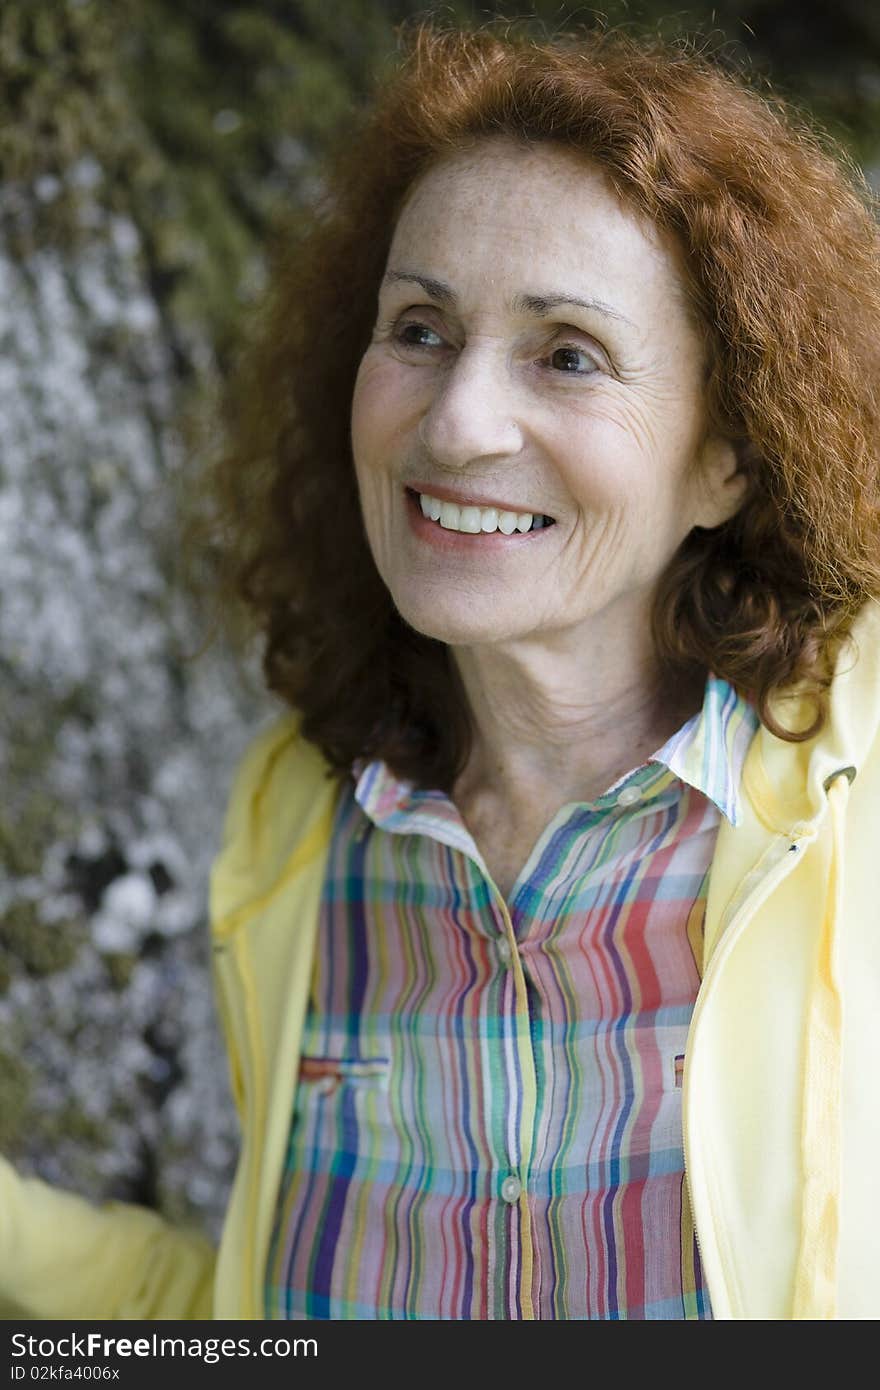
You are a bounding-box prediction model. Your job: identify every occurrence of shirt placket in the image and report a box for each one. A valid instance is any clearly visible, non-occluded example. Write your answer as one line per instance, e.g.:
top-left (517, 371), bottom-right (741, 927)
top-left (358, 793), bottom-right (539, 1318)
top-left (486, 888), bottom-right (538, 1320)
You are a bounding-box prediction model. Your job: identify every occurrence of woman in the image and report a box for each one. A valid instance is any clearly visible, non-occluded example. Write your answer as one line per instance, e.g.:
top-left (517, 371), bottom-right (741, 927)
top-left (3, 22), bottom-right (880, 1321)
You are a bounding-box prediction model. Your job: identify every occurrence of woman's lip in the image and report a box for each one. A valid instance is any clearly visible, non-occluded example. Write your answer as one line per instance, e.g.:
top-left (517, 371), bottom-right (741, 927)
top-left (404, 487), bottom-right (556, 550)
top-left (405, 483), bottom-right (553, 519)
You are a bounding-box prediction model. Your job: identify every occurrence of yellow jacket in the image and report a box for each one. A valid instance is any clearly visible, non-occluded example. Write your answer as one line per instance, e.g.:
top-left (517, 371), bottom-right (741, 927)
top-left (3, 597), bottom-right (879, 1321)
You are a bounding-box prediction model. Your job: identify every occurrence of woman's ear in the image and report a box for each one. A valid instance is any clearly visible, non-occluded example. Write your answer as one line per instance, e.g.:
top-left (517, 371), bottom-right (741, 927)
top-left (694, 434), bottom-right (752, 530)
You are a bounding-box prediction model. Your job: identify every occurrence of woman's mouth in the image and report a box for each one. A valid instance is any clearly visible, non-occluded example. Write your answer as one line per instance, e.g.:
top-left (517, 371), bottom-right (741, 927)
top-left (405, 486), bottom-right (556, 533)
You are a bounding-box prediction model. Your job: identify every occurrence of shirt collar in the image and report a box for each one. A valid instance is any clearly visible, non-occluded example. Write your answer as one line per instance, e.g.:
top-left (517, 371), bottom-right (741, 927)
top-left (352, 671), bottom-right (758, 832)
top-left (648, 671), bottom-right (758, 827)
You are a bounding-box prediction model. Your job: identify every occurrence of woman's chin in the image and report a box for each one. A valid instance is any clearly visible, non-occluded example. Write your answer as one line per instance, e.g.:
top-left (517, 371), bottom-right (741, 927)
top-left (392, 597), bottom-right (526, 648)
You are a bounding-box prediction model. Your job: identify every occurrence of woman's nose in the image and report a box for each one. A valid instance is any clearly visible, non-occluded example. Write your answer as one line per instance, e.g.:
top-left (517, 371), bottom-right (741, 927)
top-left (417, 346), bottom-right (524, 467)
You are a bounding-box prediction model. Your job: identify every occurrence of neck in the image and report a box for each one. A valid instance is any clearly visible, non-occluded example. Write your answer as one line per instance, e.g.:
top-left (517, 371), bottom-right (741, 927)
top-left (450, 632), bottom-right (704, 816)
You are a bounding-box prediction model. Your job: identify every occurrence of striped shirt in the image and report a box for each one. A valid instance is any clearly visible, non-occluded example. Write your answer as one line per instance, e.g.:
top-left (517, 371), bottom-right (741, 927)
top-left (265, 673), bottom-right (758, 1319)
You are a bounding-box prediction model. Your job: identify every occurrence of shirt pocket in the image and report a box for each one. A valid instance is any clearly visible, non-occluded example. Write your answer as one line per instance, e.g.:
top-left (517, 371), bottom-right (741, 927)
top-left (292, 1053), bottom-right (393, 1155)
top-left (296, 1054), bottom-right (390, 1096)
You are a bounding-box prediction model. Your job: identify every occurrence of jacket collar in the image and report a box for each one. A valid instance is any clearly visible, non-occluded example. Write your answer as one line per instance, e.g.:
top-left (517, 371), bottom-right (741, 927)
top-left (743, 596), bottom-right (880, 832)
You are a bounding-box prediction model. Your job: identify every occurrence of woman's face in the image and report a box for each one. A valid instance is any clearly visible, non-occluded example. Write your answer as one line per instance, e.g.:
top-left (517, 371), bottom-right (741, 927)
top-left (351, 138), bottom-right (744, 651)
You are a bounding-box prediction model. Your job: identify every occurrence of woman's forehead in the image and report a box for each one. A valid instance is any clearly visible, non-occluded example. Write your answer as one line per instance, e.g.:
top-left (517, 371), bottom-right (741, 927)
top-left (387, 138), bottom-right (688, 322)
top-left (394, 137), bottom-right (629, 232)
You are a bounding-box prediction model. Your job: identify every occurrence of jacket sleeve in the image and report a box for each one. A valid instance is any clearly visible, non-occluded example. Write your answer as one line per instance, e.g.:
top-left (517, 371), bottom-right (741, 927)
top-left (0, 1155), bottom-right (216, 1319)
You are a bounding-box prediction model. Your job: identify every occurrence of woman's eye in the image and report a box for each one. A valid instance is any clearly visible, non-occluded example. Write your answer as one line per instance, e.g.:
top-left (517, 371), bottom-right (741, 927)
top-left (395, 320), bottom-right (444, 349)
top-left (544, 343), bottom-right (600, 375)
top-left (548, 344), bottom-right (599, 374)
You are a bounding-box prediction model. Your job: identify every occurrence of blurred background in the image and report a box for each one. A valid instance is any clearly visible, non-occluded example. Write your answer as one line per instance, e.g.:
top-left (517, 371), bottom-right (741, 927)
top-left (2, 0), bottom-right (879, 1240)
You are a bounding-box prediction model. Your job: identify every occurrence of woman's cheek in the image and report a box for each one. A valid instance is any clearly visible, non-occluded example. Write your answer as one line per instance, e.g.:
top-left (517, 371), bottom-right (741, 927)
top-left (351, 352), bottom-right (411, 464)
top-left (350, 352), bottom-right (382, 459)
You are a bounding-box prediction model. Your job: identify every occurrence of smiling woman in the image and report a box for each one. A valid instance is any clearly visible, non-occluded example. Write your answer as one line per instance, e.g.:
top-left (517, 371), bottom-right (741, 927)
top-left (350, 137), bottom-right (749, 882)
top-left (4, 18), bottom-right (880, 1323)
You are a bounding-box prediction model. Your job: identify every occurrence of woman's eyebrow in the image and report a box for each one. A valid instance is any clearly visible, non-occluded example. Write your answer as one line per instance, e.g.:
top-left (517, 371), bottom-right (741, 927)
top-left (381, 269), bottom-right (636, 328)
top-left (382, 269), bottom-right (456, 305)
top-left (514, 292), bottom-right (636, 329)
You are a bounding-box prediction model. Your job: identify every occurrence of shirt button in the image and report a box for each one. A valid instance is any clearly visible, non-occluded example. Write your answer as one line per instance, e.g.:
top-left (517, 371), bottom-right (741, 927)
top-left (496, 936), bottom-right (513, 964)
top-left (500, 1174), bottom-right (522, 1203)
top-left (616, 784), bottom-right (642, 808)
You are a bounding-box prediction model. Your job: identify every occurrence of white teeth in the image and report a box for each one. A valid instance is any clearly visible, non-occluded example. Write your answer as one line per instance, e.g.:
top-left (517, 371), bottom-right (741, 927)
top-left (416, 491), bottom-right (551, 535)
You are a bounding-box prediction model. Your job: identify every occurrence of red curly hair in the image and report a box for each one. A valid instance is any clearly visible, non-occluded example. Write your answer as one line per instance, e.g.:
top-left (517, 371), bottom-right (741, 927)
top-left (194, 20), bottom-right (880, 791)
